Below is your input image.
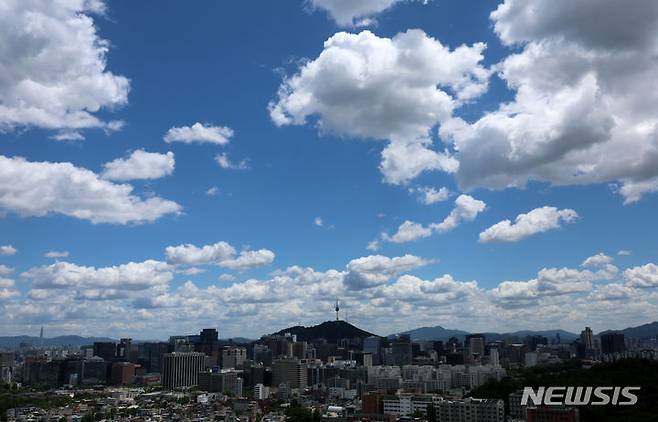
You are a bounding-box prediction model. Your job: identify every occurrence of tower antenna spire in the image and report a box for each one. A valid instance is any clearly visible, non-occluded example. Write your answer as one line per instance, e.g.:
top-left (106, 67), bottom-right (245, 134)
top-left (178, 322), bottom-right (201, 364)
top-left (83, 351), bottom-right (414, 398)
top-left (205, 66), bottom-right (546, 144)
top-left (335, 299), bottom-right (340, 321)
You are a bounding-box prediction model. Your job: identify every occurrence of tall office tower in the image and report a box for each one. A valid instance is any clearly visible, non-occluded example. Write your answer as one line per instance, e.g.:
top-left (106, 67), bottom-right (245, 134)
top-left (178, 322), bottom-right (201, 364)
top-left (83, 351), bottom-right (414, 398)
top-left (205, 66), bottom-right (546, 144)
top-left (199, 328), bottom-right (220, 366)
top-left (93, 341), bottom-right (117, 361)
top-left (198, 369), bottom-right (243, 396)
top-left (292, 341), bottom-right (307, 359)
top-left (111, 361), bottom-right (137, 385)
top-left (117, 338), bottom-right (133, 361)
top-left (465, 334), bottom-right (486, 363)
top-left (580, 327), bottom-right (594, 349)
top-left (139, 342), bottom-right (169, 373)
top-left (600, 333), bottom-right (626, 354)
top-left (170, 336), bottom-right (195, 352)
top-left (272, 358), bottom-right (308, 389)
top-left (387, 335), bottom-right (412, 366)
top-left (489, 348), bottom-right (500, 367)
top-left (222, 346), bottom-right (247, 369)
top-left (161, 352), bottom-right (206, 389)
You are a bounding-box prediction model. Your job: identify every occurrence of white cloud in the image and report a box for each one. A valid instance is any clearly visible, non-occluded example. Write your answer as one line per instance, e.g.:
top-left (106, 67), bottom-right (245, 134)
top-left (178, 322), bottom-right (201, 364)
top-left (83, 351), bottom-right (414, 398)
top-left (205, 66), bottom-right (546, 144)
top-left (205, 187), bottom-right (219, 196)
top-left (383, 221), bottom-right (432, 243)
top-left (22, 260), bottom-right (173, 290)
top-left (215, 153), bottom-right (249, 170)
top-left (479, 206), bottom-right (578, 243)
top-left (0, 265), bottom-right (14, 276)
top-left (221, 249), bottom-right (275, 270)
top-left (582, 253), bottom-right (613, 268)
top-left (101, 150), bottom-right (175, 181)
top-left (410, 186), bottom-right (450, 204)
top-left (218, 274), bottom-right (236, 282)
top-left (0, 155), bottom-right (181, 224)
top-left (269, 29), bottom-right (489, 185)
top-left (165, 241), bottom-right (275, 270)
top-left (438, 0), bottom-right (658, 203)
top-left (618, 250), bottom-right (632, 256)
top-left (382, 194), bottom-right (486, 244)
top-left (45, 251), bottom-right (69, 259)
top-left (431, 194), bottom-right (486, 233)
top-left (308, 0), bottom-right (402, 27)
top-left (0, 0), bottom-right (129, 137)
top-left (344, 254), bottom-right (431, 289)
top-left (314, 217), bottom-right (324, 227)
top-left (366, 239), bottom-right (380, 252)
top-left (164, 123), bottom-right (233, 145)
top-left (0, 245), bottom-right (17, 256)
top-left (624, 263), bottom-right (658, 288)
top-left (165, 241), bottom-right (236, 266)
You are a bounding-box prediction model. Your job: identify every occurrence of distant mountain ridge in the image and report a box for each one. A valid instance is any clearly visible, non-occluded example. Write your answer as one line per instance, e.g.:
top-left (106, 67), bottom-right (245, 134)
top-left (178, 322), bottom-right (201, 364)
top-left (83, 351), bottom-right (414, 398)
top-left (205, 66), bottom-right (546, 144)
top-left (271, 320), bottom-right (377, 343)
top-left (393, 326), bottom-right (580, 342)
top-left (0, 335), bottom-right (115, 348)
top-left (599, 321), bottom-right (658, 339)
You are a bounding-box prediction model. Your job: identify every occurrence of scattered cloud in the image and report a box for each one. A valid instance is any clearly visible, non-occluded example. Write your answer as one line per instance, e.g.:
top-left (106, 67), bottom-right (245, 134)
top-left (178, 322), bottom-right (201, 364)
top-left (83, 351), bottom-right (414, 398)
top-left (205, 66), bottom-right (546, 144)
top-left (215, 153), bottom-right (249, 170)
top-left (618, 250), bottom-right (632, 256)
top-left (101, 150), bottom-right (175, 181)
top-left (314, 217), bottom-right (324, 227)
top-left (438, 0), bottom-right (658, 203)
top-left (165, 241), bottom-right (275, 270)
top-left (382, 195), bottom-right (486, 244)
top-left (308, 0), bottom-right (403, 27)
top-left (0, 245), bottom-right (17, 256)
top-left (582, 253), bottom-right (613, 268)
top-left (479, 207), bottom-right (578, 243)
top-left (0, 0), bottom-right (129, 137)
top-left (0, 265), bottom-right (14, 276)
top-left (45, 251), bottom-right (69, 259)
top-left (344, 254), bottom-right (432, 289)
top-left (164, 123), bottom-right (233, 145)
top-left (624, 263), bottom-right (658, 288)
top-left (269, 29), bottom-right (489, 185)
top-left (0, 155), bottom-right (181, 224)
top-left (205, 187), bottom-right (219, 196)
top-left (410, 186), bottom-right (451, 204)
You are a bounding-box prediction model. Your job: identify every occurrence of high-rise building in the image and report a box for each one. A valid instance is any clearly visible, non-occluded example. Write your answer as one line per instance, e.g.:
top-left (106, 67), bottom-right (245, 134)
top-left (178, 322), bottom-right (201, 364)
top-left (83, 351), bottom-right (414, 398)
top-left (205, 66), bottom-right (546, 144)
top-left (161, 352), bottom-right (206, 389)
top-left (363, 336), bottom-right (382, 365)
top-left (222, 346), bottom-right (247, 369)
top-left (93, 342), bottom-right (116, 361)
top-left (272, 358), bottom-right (307, 389)
top-left (199, 328), bottom-right (220, 365)
top-left (580, 327), bottom-right (594, 349)
top-left (387, 335), bottom-right (412, 366)
top-left (489, 348), bottom-right (500, 367)
top-left (111, 361), bottom-right (137, 385)
top-left (138, 342), bottom-right (169, 373)
top-left (198, 369), bottom-right (243, 396)
top-left (465, 334), bottom-right (485, 363)
top-left (254, 383), bottom-right (270, 400)
top-left (600, 333), bottom-right (626, 355)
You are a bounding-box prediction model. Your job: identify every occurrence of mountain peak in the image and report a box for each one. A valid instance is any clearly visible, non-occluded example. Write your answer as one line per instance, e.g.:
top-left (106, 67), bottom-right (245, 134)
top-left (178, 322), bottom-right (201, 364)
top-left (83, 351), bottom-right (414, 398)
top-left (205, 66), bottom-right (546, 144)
top-left (270, 320), bottom-right (377, 343)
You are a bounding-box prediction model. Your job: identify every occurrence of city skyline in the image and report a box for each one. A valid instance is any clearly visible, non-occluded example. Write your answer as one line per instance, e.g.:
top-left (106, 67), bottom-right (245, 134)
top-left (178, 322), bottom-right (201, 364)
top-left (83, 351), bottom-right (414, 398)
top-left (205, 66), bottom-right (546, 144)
top-left (2, 0), bottom-right (658, 339)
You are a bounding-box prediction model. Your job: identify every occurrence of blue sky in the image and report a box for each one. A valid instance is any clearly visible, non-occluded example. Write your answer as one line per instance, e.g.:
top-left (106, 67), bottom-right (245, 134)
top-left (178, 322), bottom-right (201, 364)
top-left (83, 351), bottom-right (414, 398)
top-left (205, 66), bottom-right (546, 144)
top-left (1, 0), bottom-right (658, 339)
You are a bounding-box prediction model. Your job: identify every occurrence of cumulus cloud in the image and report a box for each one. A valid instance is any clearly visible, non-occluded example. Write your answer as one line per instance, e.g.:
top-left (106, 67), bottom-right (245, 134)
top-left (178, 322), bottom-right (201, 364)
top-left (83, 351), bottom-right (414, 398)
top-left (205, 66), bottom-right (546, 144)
top-left (164, 123), bottom-right (233, 145)
top-left (0, 265), bottom-right (14, 276)
top-left (220, 249), bottom-right (275, 270)
top-left (382, 194), bottom-right (486, 243)
top-left (3, 251), bottom-right (658, 338)
top-left (582, 252), bottom-right (613, 268)
top-left (22, 260), bottom-right (173, 290)
top-left (308, 0), bottom-right (403, 26)
top-left (410, 186), bottom-right (451, 204)
top-left (479, 206), bottom-right (578, 243)
top-left (101, 150), bottom-right (175, 181)
top-left (344, 254), bottom-right (432, 289)
top-left (269, 29), bottom-right (489, 185)
top-left (624, 263), bottom-right (658, 288)
top-left (165, 241), bottom-right (275, 270)
top-left (0, 245), bottom-right (17, 256)
top-left (215, 153), bottom-right (249, 170)
top-left (492, 263), bottom-right (618, 307)
top-left (45, 251), bottom-right (69, 259)
top-left (438, 0), bottom-right (658, 203)
top-left (0, 0), bottom-right (129, 137)
top-left (0, 155), bottom-right (181, 224)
